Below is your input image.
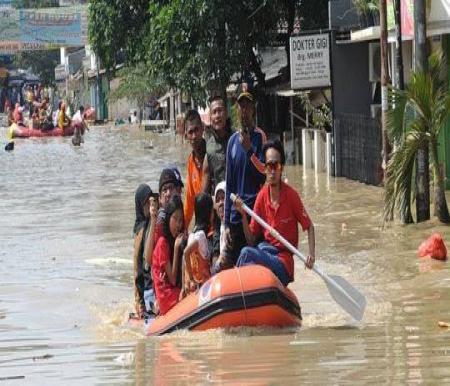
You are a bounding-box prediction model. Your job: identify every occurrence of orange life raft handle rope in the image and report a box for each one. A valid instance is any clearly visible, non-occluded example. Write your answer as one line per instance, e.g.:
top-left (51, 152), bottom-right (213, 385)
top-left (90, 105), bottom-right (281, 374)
top-left (230, 193), bottom-right (366, 322)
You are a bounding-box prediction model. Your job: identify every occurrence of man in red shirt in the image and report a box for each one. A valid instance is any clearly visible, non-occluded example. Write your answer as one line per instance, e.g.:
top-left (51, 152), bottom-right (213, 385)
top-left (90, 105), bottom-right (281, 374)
top-left (234, 140), bottom-right (315, 286)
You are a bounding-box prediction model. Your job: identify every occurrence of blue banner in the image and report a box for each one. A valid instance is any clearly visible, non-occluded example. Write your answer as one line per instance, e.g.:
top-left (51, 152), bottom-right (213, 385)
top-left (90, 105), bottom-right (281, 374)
top-left (19, 8), bottom-right (82, 46)
top-left (0, 0), bottom-right (12, 8)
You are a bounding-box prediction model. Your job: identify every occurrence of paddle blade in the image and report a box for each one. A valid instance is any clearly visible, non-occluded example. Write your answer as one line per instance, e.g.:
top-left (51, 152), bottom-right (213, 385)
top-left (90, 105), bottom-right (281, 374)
top-left (325, 275), bottom-right (366, 321)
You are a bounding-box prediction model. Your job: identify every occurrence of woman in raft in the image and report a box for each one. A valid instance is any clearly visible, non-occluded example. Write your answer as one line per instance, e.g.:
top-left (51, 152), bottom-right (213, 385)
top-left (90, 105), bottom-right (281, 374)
top-left (132, 184), bottom-right (158, 319)
top-left (151, 195), bottom-right (185, 315)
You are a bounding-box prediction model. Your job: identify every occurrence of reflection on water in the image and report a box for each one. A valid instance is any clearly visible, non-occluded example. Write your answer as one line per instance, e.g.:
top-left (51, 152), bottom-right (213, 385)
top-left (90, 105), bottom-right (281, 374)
top-left (1, 125), bottom-right (450, 384)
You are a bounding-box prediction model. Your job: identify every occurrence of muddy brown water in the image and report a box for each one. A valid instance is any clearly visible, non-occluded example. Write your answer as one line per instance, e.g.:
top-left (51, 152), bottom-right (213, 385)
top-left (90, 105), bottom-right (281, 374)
top-left (1, 125), bottom-right (449, 384)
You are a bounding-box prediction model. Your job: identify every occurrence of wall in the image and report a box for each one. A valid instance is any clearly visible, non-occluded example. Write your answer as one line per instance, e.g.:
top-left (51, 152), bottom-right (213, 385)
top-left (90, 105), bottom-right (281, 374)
top-left (437, 35), bottom-right (450, 189)
top-left (331, 40), bottom-right (372, 116)
top-left (107, 77), bottom-right (138, 121)
top-left (331, 37), bottom-right (382, 185)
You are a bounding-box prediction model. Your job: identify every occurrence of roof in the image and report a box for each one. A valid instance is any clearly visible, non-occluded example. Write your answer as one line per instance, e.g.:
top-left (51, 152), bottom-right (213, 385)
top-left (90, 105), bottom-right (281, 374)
top-left (259, 47), bottom-right (287, 82)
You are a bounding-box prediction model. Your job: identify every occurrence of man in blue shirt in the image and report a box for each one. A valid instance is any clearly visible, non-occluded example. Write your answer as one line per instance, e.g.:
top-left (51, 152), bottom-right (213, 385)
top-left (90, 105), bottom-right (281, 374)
top-left (214, 91), bottom-right (266, 273)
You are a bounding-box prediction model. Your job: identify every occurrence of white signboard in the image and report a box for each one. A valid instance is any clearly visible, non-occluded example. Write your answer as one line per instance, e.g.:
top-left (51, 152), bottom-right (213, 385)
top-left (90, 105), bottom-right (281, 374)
top-left (290, 33), bottom-right (331, 90)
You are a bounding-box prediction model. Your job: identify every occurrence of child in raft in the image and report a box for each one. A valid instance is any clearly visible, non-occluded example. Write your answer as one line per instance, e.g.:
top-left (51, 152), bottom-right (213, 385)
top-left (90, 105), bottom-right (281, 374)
top-left (182, 193), bottom-right (215, 296)
top-left (152, 195), bottom-right (185, 315)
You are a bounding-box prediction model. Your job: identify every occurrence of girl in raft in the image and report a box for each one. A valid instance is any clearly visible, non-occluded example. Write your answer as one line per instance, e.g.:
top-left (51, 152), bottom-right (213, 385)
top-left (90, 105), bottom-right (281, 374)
top-left (182, 193), bottom-right (215, 296)
top-left (152, 195), bottom-right (185, 315)
top-left (132, 184), bottom-right (159, 319)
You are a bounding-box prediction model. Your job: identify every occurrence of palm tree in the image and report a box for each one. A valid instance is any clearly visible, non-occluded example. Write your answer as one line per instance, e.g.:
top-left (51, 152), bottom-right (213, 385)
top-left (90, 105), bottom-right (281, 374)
top-left (384, 51), bottom-right (450, 224)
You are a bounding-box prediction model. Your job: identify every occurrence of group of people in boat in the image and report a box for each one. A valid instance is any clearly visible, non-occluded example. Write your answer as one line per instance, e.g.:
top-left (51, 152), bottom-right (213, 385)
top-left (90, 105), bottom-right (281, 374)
top-left (8, 97), bottom-right (89, 141)
top-left (132, 90), bottom-right (316, 319)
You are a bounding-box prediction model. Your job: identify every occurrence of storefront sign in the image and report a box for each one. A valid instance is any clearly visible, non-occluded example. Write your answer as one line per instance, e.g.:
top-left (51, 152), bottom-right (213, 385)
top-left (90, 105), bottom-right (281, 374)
top-left (290, 33), bottom-right (331, 90)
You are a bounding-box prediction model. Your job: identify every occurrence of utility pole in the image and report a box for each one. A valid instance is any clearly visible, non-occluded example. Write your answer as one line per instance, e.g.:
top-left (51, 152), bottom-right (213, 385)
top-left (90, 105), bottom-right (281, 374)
top-left (394, 0), bottom-right (404, 90)
top-left (394, 0), bottom-right (413, 223)
top-left (380, 0), bottom-right (390, 182)
top-left (414, 0), bottom-right (430, 222)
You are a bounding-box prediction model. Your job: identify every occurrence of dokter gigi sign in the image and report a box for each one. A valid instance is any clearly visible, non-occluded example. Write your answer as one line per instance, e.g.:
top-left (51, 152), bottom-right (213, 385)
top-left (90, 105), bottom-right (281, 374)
top-left (290, 33), bottom-right (331, 90)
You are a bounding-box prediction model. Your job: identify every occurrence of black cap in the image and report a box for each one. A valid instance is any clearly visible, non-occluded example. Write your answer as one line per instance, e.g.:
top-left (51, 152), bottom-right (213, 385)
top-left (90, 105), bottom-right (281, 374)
top-left (159, 167), bottom-right (184, 192)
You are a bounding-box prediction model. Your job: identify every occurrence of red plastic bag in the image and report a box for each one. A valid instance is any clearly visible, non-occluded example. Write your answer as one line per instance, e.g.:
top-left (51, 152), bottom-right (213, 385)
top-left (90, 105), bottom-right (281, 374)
top-left (417, 233), bottom-right (447, 261)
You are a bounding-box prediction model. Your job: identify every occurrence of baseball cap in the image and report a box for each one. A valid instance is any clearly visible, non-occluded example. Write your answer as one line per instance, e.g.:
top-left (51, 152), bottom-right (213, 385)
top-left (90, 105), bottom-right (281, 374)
top-left (214, 181), bottom-right (226, 200)
top-left (159, 167), bottom-right (184, 192)
top-left (237, 91), bottom-right (254, 104)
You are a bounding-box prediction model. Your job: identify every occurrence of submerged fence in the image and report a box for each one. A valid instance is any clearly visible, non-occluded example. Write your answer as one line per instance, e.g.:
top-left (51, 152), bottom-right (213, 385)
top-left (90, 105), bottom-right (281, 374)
top-left (334, 113), bottom-right (383, 186)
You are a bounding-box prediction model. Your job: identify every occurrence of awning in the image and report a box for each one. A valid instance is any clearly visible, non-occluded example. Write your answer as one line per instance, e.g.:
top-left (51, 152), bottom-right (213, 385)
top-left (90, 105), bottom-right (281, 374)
top-left (350, 26), bottom-right (380, 42)
top-left (350, 0), bottom-right (450, 44)
top-left (429, 0), bottom-right (450, 35)
top-left (276, 90), bottom-right (303, 98)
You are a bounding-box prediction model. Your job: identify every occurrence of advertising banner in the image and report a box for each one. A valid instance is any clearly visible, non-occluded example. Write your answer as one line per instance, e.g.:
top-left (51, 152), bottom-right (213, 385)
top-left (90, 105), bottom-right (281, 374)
top-left (20, 8), bottom-right (82, 46)
top-left (290, 33), bottom-right (331, 90)
top-left (0, 5), bottom-right (87, 54)
top-left (0, 0), bottom-right (12, 9)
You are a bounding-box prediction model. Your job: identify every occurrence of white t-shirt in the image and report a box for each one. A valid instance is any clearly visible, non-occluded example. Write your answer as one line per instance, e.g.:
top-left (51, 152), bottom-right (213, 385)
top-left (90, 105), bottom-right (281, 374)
top-left (72, 110), bottom-right (83, 124)
top-left (53, 109), bottom-right (60, 127)
top-left (219, 224), bottom-right (226, 256)
top-left (187, 230), bottom-right (209, 261)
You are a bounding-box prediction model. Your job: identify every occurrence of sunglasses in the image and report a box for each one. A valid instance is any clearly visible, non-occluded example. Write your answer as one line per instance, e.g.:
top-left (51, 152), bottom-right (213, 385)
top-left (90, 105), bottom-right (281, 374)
top-left (265, 161), bottom-right (282, 173)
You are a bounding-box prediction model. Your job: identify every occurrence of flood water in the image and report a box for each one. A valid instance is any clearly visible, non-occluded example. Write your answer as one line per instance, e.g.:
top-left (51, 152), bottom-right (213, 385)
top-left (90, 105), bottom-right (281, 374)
top-left (1, 124), bottom-right (449, 385)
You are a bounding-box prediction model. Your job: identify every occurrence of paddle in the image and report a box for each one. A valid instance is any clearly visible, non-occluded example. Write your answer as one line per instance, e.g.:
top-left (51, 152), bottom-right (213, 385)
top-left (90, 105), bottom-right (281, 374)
top-left (230, 193), bottom-right (366, 321)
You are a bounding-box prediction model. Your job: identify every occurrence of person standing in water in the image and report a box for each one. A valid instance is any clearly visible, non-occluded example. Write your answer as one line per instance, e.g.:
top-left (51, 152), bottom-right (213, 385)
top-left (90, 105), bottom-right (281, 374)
top-left (202, 95), bottom-right (234, 194)
top-left (216, 91), bottom-right (266, 273)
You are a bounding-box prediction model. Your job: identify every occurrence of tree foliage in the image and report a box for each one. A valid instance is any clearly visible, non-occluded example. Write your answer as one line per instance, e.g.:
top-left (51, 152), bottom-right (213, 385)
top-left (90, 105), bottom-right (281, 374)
top-left (109, 63), bottom-right (166, 115)
top-left (88, 0), bottom-right (150, 74)
top-left (298, 0), bottom-right (330, 30)
top-left (384, 52), bottom-right (450, 224)
top-left (146, 0), bottom-right (289, 101)
top-left (89, 1), bottom-right (329, 103)
top-left (13, 49), bottom-right (59, 85)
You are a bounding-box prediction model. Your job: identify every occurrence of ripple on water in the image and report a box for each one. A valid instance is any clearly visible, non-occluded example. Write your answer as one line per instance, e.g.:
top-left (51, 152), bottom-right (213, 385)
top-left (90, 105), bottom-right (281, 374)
top-left (1, 126), bottom-right (450, 384)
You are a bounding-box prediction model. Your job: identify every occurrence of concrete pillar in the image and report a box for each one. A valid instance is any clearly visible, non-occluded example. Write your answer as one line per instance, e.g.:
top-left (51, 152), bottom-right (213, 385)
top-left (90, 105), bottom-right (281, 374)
top-left (302, 129), bottom-right (313, 169)
top-left (169, 90), bottom-right (175, 129)
top-left (177, 92), bottom-right (182, 116)
top-left (290, 96), bottom-right (297, 164)
top-left (314, 130), bottom-right (326, 174)
top-left (326, 132), bottom-right (333, 176)
top-left (60, 47), bottom-right (66, 65)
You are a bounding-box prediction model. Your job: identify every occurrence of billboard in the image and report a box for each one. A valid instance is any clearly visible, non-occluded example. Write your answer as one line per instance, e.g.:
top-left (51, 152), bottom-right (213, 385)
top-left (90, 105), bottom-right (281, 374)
top-left (290, 33), bottom-right (331, 90)
top-left (0, 0), bottom-right (12, 9)
top-left (20, 8), bottom-right (82, 45)
top-left (0, 5), bottom-right (87, 54)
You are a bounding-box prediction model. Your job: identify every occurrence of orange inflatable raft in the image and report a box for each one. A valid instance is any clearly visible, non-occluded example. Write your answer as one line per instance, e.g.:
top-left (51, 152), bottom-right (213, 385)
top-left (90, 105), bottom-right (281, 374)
top-left (138, 265), bottom-right (301, 336)
top-left (8, 123), bottom-right (75, 138)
